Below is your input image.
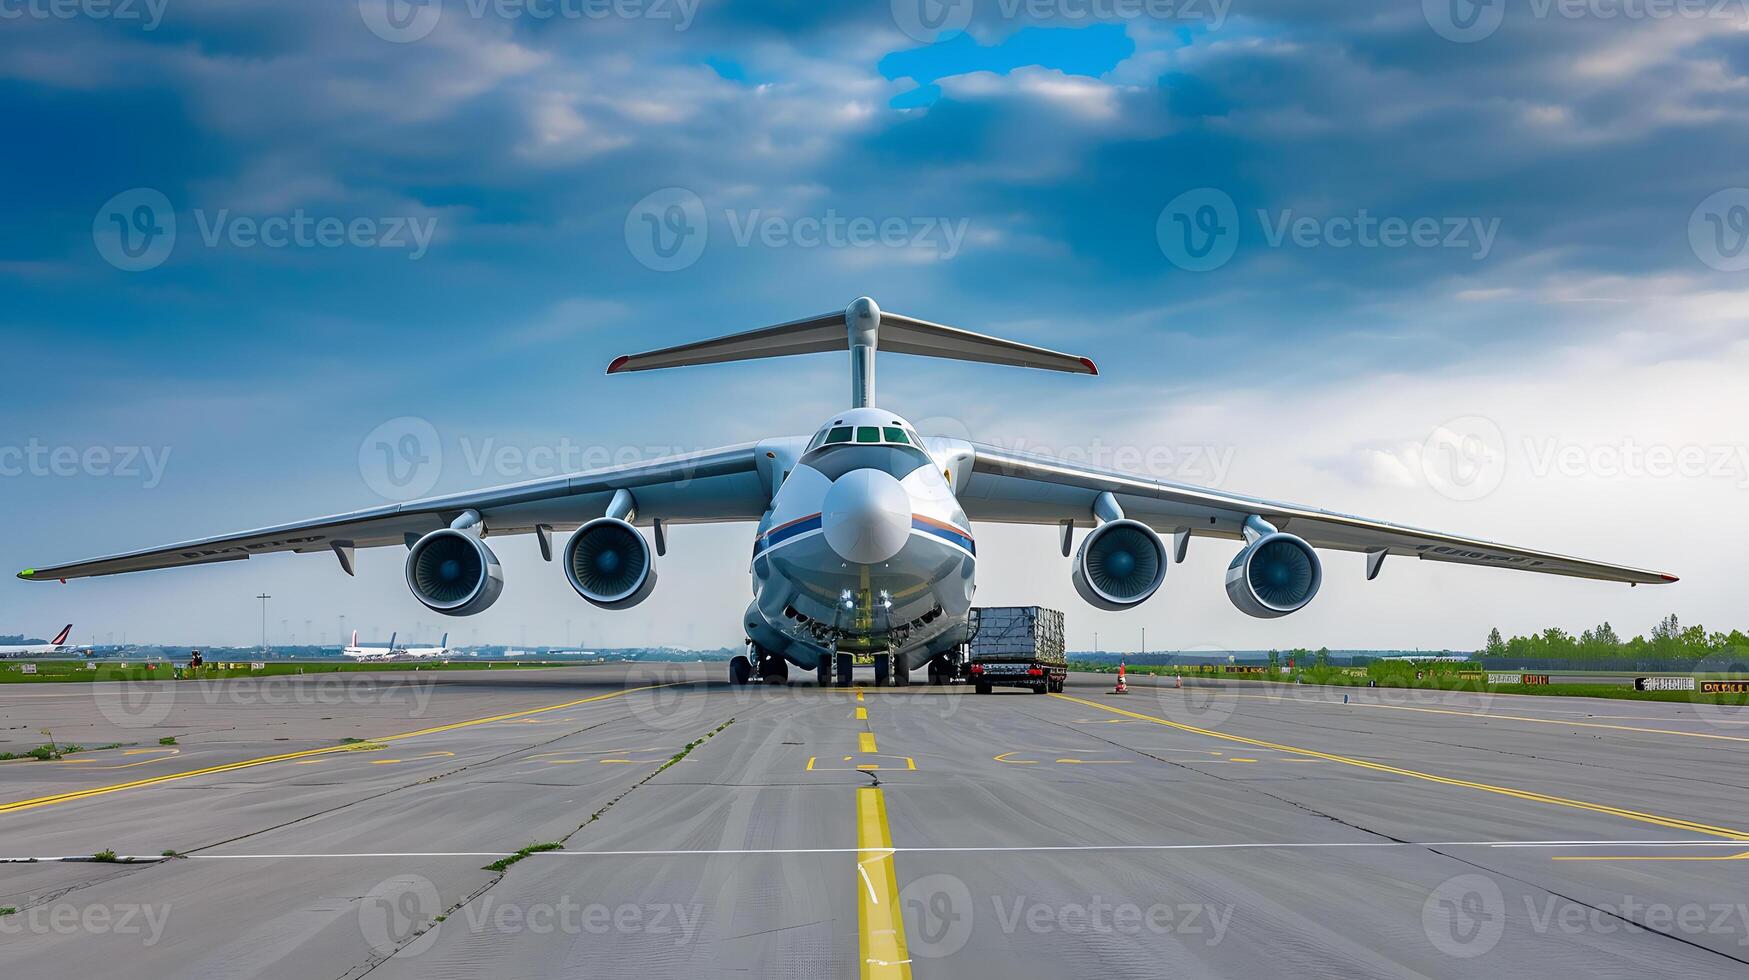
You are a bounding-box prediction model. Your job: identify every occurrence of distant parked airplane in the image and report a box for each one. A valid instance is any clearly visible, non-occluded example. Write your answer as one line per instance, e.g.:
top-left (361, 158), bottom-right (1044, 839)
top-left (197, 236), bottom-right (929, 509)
top-left (0, 624), bottom-right (75, 658)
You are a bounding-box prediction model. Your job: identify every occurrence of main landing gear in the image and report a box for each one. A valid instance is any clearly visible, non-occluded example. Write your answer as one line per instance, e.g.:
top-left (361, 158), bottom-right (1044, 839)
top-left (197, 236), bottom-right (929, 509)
top-left (731, 644), bottom-right (790, 686)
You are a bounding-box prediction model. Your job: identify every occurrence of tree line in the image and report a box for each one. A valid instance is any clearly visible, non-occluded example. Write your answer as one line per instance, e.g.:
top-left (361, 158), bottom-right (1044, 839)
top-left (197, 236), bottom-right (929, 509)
top-left (1482, 615), bottom-right (1746, 660)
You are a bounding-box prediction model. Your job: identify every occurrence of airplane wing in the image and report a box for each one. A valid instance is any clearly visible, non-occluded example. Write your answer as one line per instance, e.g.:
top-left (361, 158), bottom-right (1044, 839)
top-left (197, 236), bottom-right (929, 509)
top-left (20, 443), bottom-right (780, 582)
top-left (957, 443), bottom-right (1676, 585)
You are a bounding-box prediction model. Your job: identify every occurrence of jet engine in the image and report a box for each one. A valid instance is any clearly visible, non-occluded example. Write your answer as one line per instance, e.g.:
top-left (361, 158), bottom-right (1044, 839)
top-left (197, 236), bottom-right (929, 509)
top-left (404, 529), bottom-right (505, 617)
top-left (565, 518), bottom-right (657, 609)
top-left (1225, 532), bottom-right (1322, 618)
top-left (1072, 519), bottom-right (1168, 610)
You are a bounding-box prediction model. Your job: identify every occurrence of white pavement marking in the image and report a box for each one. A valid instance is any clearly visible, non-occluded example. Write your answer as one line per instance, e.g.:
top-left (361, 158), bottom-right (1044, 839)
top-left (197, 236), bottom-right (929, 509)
top-left (6, 839), bottom-right (1736, 862)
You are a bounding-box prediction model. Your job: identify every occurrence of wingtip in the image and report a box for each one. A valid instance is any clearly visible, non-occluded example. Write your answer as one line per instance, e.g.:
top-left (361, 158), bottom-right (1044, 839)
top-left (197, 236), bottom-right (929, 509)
top-left (606, 355), bottom-right (630, 375)
top-left (17, 569), bottom-right (33, 580)
top-left (1078, 357), bottom-right (1099, 376)
top-left (1660, 573), bottom-right (1680, 584)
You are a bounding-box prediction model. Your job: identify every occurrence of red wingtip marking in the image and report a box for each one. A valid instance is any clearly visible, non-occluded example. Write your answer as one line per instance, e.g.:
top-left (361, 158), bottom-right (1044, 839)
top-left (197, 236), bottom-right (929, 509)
top-left (1079, 357), bottom-right (1099, 376)
top-left (1661, 574), bottom-right (1680, 583)
top-left (607, 355), bottom-right (630, 374)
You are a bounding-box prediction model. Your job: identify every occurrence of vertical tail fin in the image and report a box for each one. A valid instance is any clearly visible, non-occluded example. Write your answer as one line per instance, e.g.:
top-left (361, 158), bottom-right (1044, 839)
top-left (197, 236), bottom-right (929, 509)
top-left (350, 629), bottom-right (358, 648)
top-left (389, 632), bottom-right (397, 650)
top-left (440, 633), bottom-right (449, 649)
top-left (51, 624), bottom-right (72, 646)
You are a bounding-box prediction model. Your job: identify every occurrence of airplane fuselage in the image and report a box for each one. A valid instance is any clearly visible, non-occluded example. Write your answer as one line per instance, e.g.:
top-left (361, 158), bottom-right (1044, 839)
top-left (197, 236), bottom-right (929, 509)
top-left (745, 407), bottom-right (976, 672)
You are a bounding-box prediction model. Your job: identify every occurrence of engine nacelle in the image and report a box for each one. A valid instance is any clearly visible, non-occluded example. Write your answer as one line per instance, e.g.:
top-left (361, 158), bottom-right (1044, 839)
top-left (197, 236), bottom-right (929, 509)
top-left (1072, 519), bottom-right (1167, 610)
top-left (565, 518), bottom-right (657, 609)
top-left (404, 529), bottom-right (505, 617)
top-left (1225, 532), bottom-right (1322, 619)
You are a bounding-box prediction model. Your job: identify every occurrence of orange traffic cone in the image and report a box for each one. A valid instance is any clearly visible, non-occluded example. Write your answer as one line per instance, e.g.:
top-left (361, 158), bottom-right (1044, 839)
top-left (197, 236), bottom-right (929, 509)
top-left (1114, 660), bottom-right (1128, 694)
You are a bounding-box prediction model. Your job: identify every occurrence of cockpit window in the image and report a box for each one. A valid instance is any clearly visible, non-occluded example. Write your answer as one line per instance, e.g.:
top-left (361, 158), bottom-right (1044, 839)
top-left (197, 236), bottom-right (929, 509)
top-left (802, 443), bottom-right (932, 481)
top-left (825, 426), bottom-right (853, 445)
top-left (883, 427), bottom-right (909, 445)
top-left (855, 426), bottom-right (881, 444)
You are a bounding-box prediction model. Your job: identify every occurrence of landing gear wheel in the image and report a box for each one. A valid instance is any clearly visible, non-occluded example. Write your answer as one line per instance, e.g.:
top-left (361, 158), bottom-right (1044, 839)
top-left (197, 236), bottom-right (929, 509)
top-left (874, 653), bottom-right (891, 688)
top-left (763, 656), bottom-right (789, 685)
top-left (729, 655), bottom-right (752, 686)
top-left (894, 660), bottom-right (910, 687)
top-left (975, 682), bottom-right (992, 695)
top-left (836, 652), bottom-right (854, 687)
top-left (1031, 682), bottom-right (1047, 694)
top-left (816, 659), bottom-right (832, 687)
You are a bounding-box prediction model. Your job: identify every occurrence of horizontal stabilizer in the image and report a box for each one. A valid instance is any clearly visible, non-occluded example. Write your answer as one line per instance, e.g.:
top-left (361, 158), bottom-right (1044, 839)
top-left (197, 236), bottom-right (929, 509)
top-left (606, 300), bottom-right (1096, 376)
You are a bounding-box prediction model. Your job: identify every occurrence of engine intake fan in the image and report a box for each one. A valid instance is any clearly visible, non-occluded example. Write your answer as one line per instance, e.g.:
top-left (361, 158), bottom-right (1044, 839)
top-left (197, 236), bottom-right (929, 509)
top-left (1225, 532), bottom-right (1322, 618)
top-left (565, 518), bottom-right (657, 609)
top-left (1072, 519), bottom-right (1167, 610)
top-left (404, 529), bottom-right (505, 617)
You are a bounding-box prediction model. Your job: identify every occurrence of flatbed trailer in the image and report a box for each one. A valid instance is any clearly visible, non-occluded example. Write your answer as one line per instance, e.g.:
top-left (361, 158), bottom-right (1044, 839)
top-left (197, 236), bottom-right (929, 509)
top-left (964, 606), bottom-right (1068, 695)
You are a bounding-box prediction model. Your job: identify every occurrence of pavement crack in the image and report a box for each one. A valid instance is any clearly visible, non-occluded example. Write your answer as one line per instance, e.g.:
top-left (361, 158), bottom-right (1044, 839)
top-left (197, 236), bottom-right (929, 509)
top-left (348, 715), bottom-right (738, 979)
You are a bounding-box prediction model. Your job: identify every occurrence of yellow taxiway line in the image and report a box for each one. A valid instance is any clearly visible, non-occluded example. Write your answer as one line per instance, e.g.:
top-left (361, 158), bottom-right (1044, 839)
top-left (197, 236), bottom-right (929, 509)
top-left (0, 684), bottom-right (671, 816)
top-left (859, 732), bottom-right (879, 754)
top-left (856, 786), bottom-right (912, 980)
top-left (1051, 693), bottom-right (1749, 841)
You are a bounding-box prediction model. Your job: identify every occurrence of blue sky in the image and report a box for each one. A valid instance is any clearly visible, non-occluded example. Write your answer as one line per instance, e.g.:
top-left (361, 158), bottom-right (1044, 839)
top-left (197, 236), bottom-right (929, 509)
top-left (3, 0), bottom-right (1747, 650)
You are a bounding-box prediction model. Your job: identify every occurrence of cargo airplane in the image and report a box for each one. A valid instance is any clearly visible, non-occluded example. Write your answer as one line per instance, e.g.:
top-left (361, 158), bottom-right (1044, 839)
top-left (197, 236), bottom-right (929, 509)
top-left (19, 298), bottom-right (1675, 686)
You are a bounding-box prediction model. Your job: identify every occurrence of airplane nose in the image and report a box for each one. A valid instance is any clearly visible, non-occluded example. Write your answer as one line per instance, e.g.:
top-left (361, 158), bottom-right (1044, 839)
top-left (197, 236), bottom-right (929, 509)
top-left (822, 468), bottom-right (912, 565)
